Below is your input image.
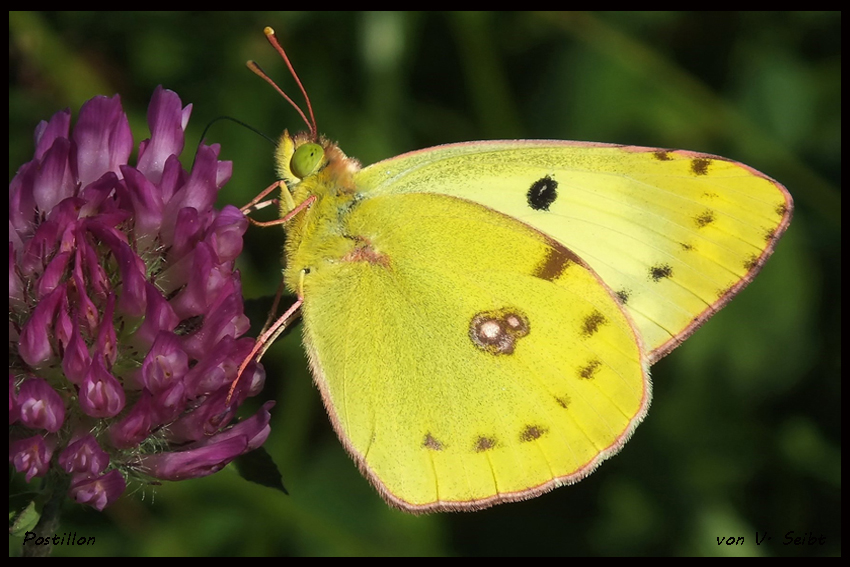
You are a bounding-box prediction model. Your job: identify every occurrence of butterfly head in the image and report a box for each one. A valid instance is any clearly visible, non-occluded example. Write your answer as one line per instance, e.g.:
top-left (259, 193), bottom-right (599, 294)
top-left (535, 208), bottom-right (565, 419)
top-left (275, 130), bottom-right (361, 198)
top-left (250, 27), bottom-right (361, 197)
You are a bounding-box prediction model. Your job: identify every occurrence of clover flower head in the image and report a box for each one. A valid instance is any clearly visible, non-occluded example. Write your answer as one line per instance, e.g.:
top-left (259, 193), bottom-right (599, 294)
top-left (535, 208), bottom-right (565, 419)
top-left (10, 86), bottom-right (272, 511)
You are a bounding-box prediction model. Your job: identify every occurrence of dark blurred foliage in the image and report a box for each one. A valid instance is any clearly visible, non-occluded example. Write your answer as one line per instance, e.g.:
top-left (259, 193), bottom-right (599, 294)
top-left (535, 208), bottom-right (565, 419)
top-left (10, 11), bottom-right (839, 556)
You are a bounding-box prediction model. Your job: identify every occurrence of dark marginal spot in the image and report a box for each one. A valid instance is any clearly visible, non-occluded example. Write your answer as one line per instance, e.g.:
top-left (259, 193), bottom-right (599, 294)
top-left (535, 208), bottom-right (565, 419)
top-left (527, 175), bottom-right (558, 211)
top-left (533, 245), bottom-right (578, 281)
top-left (691, 158), bottom-right (711, 176)
top-left (744, 254), bottom-right (760, 271)
top-left (764, 228), bottom-right (777, 243)
top-left (474, 436), bottom-right (497, 452)
top-left (615, 289), bottom-right (631, 304)
top-left (694, 210), bottom-right (716, 228)
top-left (649, 264), bottom-right (673, 282)
top-left (555, 394), bottom-right (571, 409)
top-left (423, 433), bottom-right (444, 451)
top-left (581, 310), bottom-right (607, 337)
top-left (776, 203), bottom-right (789, 216)
top-left (653, 150), bottom-right (674, 161)
top-left (520, 425), bottom-right (547, 442)
top-left (579, 359), bottom-right (602, 379)
top-left (469, 308), bottom-right (530, 355)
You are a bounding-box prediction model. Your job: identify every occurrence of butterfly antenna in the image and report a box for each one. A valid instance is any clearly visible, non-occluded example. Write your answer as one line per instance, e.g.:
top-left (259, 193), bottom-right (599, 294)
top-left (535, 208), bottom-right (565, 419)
top-left (246, 26), bottom-right (318, 140)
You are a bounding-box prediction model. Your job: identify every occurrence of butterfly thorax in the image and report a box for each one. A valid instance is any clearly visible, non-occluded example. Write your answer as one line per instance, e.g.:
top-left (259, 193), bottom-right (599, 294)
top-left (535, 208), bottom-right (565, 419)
top-left (277, 131), bottom-right (364, 295)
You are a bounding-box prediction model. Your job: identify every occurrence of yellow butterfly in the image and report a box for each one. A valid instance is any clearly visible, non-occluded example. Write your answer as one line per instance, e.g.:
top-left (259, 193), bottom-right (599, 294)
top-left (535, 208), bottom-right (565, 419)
top-left (241, 27), bottom-right (793, 513)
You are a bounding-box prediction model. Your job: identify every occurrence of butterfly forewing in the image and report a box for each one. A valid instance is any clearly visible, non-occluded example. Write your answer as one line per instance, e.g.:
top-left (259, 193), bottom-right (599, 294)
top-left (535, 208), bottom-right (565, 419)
top-left (355, 141), bottom-right (793, 362)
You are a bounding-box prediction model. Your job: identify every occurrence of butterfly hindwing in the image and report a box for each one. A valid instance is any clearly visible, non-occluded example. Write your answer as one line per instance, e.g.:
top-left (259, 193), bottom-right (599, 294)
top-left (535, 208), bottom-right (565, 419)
top-left (298, 191), bottom-right (649, 512)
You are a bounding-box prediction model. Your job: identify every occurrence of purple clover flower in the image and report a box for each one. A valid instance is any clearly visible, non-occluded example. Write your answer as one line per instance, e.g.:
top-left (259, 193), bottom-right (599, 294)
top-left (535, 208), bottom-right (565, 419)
top-left (9, 86), bottom-right (273, 511)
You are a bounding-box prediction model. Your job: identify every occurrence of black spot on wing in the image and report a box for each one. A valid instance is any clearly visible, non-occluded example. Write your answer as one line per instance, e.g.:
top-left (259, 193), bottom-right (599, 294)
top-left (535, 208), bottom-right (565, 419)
top-left (653, 150), bottom-right (674, 161)
top-left (716, 285), bottom-right (734, 300)
top-left (519, 425), bottom-right (547, 442)
top-left (764, 227), bottom-right (778, 243)
top-left (423, 433), bottom-right (444, 451)
top-left (615, 289), bottom-right (631, 304)
top-left (649, 264), bottom-right (673, 282)
top-left (691, 158), bottom-right (711, 175)
top-left (527, 175), bottom-right (558, 211)
top-left (474, 436), bottom-right (497, 452)
top-left (581, 310), bottom-right (607, 337)
top-left (694, 209), bottom-right (716, 228)
top-left (555, 394), bottom-right (571, 409)
top-left (578, 359), bottom-right (602, 379)
top-left (533, 245), bottom-right (579, 281)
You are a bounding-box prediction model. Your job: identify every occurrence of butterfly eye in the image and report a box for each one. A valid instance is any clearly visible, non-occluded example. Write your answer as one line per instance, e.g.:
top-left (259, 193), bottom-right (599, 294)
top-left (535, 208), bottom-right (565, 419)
top-left (291, 143), bottom-right (324, 179)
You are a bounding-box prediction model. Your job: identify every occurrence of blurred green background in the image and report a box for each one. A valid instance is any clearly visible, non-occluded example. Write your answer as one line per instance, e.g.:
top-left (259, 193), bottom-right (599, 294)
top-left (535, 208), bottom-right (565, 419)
top-left (9, 11), bottom-right (839, 557)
